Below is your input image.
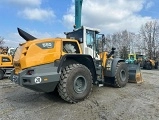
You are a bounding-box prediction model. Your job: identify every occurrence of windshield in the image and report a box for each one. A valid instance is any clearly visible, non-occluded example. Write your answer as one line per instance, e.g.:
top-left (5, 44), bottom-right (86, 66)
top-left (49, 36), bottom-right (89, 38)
top-left (130, 55), bottom-right (134, 60)
top-left (66, 28), bottom-right (83, 43)
top-left (9, 48), bottom-right (16, 55)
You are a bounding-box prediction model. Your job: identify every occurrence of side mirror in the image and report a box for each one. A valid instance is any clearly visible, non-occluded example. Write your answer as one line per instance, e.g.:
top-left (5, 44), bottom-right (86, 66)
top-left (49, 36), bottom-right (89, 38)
top-left (107, 47), bottom-right (116, 58)
top-left (112, 47), bottom-right (116, 51)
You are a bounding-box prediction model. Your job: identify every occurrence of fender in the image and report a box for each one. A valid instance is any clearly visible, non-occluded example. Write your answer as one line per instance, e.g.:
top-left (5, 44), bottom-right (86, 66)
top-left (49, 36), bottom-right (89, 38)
top-left (57, 54), bottom-right (97, 83)
top-left (104, 58), bottom-right (125, 77)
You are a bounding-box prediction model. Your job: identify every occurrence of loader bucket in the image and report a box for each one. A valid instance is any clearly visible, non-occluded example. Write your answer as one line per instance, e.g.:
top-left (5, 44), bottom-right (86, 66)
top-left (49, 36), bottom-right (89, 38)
top-left (127, 63), bottom-right (144, 83)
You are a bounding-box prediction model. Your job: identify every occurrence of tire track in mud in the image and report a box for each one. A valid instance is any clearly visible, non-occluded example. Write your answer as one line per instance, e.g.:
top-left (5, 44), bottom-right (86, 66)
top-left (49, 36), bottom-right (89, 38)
top-left (74, 99), bottom-right (108, 120)
top-left (74, 79), bottom-right (159, 120)
top-left (103, 82), bottom-right (159, 120)
top-left (81, 70), bottom-right (158, 120)
top-left (73, 87), bottom-right (126, 120)
top-left (74, 87), bottom-right (134, 120)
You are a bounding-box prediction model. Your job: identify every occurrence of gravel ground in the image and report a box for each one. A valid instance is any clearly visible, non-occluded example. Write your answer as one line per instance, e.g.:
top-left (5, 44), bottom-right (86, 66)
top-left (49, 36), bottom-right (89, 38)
top-left (0, 69), bottom-right (159, 120)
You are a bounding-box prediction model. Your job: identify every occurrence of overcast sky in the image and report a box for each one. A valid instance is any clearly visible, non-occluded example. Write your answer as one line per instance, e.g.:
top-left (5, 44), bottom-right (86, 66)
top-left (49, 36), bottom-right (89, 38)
top-left (0, 0), bottom-right (158, 47)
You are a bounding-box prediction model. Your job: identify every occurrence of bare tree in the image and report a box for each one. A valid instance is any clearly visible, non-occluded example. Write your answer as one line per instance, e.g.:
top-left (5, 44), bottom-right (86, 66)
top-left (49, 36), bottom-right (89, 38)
top-left (139, 20), bottom-right (159, 59)
top-left (96, 34), bottom-right (112, 53)
top-left (0, 36), bottom-right (5, 47)
top-left (104, 30), bottom-right (135, 59)
top-left (0, 36), bottom-right (5, 53)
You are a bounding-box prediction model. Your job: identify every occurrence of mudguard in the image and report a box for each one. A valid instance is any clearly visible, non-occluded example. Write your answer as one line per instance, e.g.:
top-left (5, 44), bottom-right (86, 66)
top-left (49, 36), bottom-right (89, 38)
top-left (57, 54), bottom-right (97, 83)
top-left (104, 58), bottom-right (125, 77)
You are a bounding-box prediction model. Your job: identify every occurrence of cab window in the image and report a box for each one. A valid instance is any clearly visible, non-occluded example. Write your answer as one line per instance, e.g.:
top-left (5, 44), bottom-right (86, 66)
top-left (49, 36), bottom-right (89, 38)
top-left (86, 30), bottom-right (95, 48)
top-left (63, 41), bottom-right (80, 53)
top-left (2, 57), bottom-right (11, 62)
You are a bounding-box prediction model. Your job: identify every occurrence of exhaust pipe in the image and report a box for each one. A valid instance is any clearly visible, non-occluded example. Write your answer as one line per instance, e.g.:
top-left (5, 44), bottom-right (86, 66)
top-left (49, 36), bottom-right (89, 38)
top-left (17, 28), bottom-right (37, 41)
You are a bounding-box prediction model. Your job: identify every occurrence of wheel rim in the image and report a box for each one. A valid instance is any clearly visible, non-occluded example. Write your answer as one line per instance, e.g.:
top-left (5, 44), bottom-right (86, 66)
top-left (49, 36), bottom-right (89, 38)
top-left (74, 76), bottom-right (87, 93)
top-left (120, 70), bottom-right (126, 81)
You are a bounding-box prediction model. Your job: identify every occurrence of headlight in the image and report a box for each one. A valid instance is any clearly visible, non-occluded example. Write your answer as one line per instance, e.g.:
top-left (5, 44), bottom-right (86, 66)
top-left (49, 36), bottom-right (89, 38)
top-left (106, 59), bottom-right (112, 68)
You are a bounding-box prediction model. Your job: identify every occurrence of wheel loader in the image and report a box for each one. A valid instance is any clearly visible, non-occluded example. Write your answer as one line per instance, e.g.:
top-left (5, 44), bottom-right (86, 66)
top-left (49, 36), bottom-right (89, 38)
top-left (10, 0), bottom-right (143, 103)
top-left (0, 47), bottom-right (16, 79)
top-left (131, 54), bottom-right (158, 70)
top-left (142, 57), bottom-right (158, 70)
top-left (9, 26), bottom-right (143, 103)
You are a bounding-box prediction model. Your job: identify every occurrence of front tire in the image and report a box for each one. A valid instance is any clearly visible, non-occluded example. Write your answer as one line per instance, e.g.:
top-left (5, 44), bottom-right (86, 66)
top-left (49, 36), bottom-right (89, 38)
top-left (114, 62), bottom-right (129, 88)
top-left (58, 64), bottom-right (93, 103)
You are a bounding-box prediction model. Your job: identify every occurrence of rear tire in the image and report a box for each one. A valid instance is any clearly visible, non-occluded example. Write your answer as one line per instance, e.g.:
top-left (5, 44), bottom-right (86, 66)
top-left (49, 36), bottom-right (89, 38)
top-left (114, 62), bottom-right (128, 88)
top-left (58, 64), bottom-right (93, 103)
top-left (0, 69), bottom-right (4, 80)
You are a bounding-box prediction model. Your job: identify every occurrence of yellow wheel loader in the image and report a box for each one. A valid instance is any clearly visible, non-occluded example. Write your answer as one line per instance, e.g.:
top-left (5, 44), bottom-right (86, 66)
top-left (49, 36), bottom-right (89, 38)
top-left (143, 58), bottom-right (158, 70)
top-left (0, 47), bottom-right (16, 80)
top-left (9, 26), bottom-right (143, 103)
top-left (133, 54), bottom-right (158, 70)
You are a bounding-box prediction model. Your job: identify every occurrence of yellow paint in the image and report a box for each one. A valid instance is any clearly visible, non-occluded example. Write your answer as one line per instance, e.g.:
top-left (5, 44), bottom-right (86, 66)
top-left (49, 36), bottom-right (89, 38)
top-left (99, 51), bottom-right (109, 67)
top-left (0, 54), bottom-right (13, 67)
top-left (14, 38), bottom-right (82, 74)
top-left (149, 59), bottom-right (155, 66)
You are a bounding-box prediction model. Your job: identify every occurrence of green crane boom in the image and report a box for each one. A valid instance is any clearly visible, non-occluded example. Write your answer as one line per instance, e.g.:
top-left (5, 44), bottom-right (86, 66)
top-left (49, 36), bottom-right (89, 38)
top-left (75, 0), bottom-right (83, 29)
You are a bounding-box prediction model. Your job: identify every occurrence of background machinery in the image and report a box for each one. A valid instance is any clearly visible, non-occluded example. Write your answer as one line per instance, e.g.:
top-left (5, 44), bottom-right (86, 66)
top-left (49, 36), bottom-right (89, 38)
top-left (125, 53), bottom-right (137, 64)
top-left (10, 0), bottom-right (143, 103)
top-left (142, 57), bottom-right (158, 70)
top-left (0, 47), bottom-right (16, 79)
top-left (126, 53), bottom-right (159, 70)
top-left (126, 54), bottom-right (144, 64)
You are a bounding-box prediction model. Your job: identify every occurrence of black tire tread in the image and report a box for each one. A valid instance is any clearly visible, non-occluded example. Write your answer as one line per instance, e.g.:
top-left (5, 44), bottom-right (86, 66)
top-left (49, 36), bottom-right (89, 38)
top-left (58, 64), bottom-right (93, 103)
top-left (114, 62), bottom-right (128, 88)
top-left (0, 69), bottom-right (4, 80)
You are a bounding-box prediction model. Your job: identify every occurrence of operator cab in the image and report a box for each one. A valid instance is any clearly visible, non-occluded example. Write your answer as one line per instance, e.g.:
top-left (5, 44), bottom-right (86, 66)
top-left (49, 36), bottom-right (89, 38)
top-left (65, 26), bottom-right (103, 60)
top-left (8, 48), bottom-right (16, 56)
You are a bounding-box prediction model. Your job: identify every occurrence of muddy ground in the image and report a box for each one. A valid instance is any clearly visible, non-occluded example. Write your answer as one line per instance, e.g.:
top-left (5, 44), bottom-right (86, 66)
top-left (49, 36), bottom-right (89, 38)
top-left (0, 69), bottom-right (159, 120)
